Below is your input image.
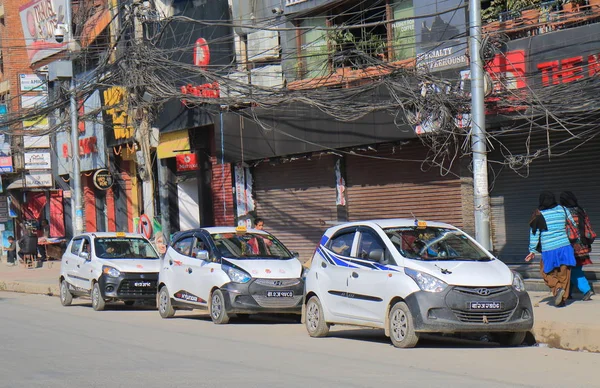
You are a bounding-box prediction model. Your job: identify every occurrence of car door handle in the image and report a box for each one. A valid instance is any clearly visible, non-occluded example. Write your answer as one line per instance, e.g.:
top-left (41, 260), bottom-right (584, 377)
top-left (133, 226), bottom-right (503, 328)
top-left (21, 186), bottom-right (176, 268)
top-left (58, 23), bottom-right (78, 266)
top-left (77, 264), bottom-right (80, 268)
top-left (321, 261), bottom-right (327, 268)
top-left (351, 272), bottom-right (359, 278)
top-left (65, 260), bottom-right (69, 264)
top-left (169, 259), bottom-right (173, 266)
top-left (187, 267), bottom-right (193, 274)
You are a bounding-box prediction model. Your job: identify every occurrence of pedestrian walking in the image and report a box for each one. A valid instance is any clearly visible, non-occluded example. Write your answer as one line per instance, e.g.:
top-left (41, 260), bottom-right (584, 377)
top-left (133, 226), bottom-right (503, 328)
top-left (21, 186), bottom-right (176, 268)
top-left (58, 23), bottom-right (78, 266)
top-left (525, 191), bottom-right (577, 307)
top-left (560, 191), bottom-right (596, 301)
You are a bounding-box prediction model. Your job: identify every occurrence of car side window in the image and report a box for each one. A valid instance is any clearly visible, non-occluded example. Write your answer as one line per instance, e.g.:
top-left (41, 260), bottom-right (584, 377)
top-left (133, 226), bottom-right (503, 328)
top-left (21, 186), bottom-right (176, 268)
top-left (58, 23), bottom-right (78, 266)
top-left (71, 238), bottom-right (83, 254)
top-left (81, 238), bottom-right (92, 256)
top-left (172, 237), bottom-right (194, 256)
top-left (327, 232), bottom-right (355, 257)
top-left (191, 237), bottom-right (211, 260)
top-left (356, 230), bottom-right (386, 262)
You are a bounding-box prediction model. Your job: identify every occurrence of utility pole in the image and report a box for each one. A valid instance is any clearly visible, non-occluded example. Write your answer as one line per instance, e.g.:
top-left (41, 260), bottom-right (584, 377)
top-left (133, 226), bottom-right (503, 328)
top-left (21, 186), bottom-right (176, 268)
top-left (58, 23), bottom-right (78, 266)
top-left (132, 0), bottom-right (155, 220)
top-left (468, 0), bottom-right (491, 250)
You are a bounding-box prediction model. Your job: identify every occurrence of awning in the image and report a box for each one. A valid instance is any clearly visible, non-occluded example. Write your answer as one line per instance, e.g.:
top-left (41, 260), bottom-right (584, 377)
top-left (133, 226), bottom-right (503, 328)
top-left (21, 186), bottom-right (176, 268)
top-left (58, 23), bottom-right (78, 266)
top-left (7, 178), bottom-right (24, 191)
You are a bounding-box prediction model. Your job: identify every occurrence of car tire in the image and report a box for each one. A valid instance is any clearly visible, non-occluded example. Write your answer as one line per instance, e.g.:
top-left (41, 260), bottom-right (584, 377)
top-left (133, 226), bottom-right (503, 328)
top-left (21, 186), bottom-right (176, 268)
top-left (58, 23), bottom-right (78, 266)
top-left (60, 279), bottom-right (73, 307)
top-left (92, 282), bottom-right (106, 311)
top-left (305, 296), bottom-right (330, 337)
top-left (210, 289), bottom-right (230, 324)
top-left (389, 302), bottom-right (419, 348)
top-left (158, 286), bottom-right (175, 319)
top-left (124, 301), bottom-right (135, 306)
top-left (496, 332), bottom-right (526, 347)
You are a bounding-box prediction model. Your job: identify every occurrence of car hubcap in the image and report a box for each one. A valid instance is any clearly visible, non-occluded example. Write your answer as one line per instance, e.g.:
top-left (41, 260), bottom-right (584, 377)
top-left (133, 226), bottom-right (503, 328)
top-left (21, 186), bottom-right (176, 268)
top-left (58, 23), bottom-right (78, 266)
top-left (307, 302), bottom-right (319, 332)
top-left (61, 282), bottom-right (67, 301)
top-left (212, 294), bottom-right (222, 319)
top-left (391, 310), bottom-right (407, 341)
top-left (159, 291), bottom-right (167, 313)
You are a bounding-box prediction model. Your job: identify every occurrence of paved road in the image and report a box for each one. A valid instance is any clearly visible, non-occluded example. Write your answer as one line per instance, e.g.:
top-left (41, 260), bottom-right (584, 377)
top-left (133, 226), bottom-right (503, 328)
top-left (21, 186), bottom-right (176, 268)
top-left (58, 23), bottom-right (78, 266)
top-left (1, 292), bottom-right (598, 388)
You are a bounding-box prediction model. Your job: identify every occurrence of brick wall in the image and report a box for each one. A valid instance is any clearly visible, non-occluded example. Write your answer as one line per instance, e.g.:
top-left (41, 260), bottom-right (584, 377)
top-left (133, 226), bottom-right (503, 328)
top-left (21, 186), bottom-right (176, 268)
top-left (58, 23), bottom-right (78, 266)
top-left (211, 157), bottom-right (234, 226)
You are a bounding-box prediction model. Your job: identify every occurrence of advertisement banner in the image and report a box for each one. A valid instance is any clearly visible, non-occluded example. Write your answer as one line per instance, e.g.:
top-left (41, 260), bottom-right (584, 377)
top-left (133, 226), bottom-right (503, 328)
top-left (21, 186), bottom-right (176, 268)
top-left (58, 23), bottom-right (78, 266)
top-left (234, 164), bottom-right (247, 218)
top-left (21, 95), bottom-right (48, 108)
top-left (19, 0), bottom-right (68, 64)
top-left (24, 151), bottom-right (52, 169)
top-left (0, 104), bottom-right (12, 173)
top-left (19, 73), bottom-right (47, 92)
top-left (415, 0), bottom-right (467, 72)
top-left (23, 115), bottom-right (50, 149)
top-left (175, 153), bottom-right (199, 172)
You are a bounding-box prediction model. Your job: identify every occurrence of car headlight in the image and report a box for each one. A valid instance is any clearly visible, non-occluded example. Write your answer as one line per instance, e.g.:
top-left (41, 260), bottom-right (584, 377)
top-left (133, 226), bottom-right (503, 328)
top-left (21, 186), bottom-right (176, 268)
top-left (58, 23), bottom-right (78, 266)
top-left (405, 268), bottom-right (448, 293)
top-left (102, 266), bottom-right (121, 278)
top-left (223, 265), bottom-right (251, 283)
top-left (512, 271), bottom-right (526, 292)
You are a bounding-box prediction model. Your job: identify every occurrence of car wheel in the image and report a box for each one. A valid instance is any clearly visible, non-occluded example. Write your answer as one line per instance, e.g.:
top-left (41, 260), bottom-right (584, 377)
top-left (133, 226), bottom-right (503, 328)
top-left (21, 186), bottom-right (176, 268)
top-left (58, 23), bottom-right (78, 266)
top-left (496, 332), bottom-right (526, 347)
top-left (158, 286), bottom-right (175, 318)
top-left (389, 302), bottom-right (419, 348)
top-left (124, 301), bottom-right (135, 306)
top-left (210, 289), bottom-right (230, 324)
top-left (305, 296), bottom-right (329, 337)
top-left (92, 282), bottom-right (106, 311)
top-left (60, 279), bottom-right (73, 307)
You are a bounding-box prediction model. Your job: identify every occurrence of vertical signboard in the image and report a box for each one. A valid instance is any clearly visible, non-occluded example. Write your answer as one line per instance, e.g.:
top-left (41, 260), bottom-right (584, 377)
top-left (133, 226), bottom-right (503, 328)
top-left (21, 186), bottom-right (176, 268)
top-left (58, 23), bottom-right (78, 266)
top-left (392, 0), bottom-right (415, 61)
top-left (0, 105), bottom-right (12, 173)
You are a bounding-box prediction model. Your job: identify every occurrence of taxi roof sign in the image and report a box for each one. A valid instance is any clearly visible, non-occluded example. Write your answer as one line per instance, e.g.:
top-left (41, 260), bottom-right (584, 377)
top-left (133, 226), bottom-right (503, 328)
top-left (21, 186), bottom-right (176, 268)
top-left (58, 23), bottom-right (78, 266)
top-left (116, 232), bottom-right (126, 237)
top-left (235, 225), bottom-right (247, 234)
top-left (416, 220), bottom-right (427, 229)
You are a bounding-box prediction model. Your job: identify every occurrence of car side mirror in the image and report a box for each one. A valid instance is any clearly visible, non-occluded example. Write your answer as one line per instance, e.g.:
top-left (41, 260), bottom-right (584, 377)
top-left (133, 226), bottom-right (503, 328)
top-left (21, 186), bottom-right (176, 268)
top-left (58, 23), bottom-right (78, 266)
top-left (369, 249), bottom-right (384, 263)
top-left (196, 250), bottom-right (209, 261)
top-left (79, 252), bottom-right (90, 261)
top-left (292, 251), bottom-right (300, 259)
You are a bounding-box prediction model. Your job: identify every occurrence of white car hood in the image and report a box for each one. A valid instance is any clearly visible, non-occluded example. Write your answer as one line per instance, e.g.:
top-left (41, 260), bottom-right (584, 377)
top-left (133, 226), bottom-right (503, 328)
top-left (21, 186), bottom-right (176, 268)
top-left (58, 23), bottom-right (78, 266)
top-left (223, 258), bottom-right (302, 279)
top-left (103, 259), bottom-right (161, 273)
top-left (407, 258), bottom-right (513, 287)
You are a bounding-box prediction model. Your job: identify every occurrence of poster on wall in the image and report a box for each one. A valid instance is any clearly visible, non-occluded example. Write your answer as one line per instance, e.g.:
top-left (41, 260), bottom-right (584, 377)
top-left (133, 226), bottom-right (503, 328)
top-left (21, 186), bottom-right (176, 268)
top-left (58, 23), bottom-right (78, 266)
top-left (19, 0), bottom-right (68, 64)
top-left (0, 104), bottom-right (12, 173)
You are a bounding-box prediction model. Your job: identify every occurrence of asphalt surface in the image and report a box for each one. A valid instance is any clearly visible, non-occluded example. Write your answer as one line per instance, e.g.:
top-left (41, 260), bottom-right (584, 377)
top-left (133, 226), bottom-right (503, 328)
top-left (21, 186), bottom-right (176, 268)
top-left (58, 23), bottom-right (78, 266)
top-left (1, 292), bottom-right (599, 388)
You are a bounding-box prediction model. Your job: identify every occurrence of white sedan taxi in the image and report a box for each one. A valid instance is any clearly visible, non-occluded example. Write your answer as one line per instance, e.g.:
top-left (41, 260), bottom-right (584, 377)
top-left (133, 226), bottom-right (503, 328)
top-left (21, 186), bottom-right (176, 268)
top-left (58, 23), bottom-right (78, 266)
top-left (59, 232), bottom-right (160, 310)
top-left (157, 226), bottom-right (305, 323)
top-left (304, 219), bottom-right (534, 348)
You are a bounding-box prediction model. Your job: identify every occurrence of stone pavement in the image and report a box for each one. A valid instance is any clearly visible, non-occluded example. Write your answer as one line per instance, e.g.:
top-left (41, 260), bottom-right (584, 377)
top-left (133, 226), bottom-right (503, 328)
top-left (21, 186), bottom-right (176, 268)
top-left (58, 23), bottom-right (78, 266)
top-left (1, 256), bottom-right (599, 353)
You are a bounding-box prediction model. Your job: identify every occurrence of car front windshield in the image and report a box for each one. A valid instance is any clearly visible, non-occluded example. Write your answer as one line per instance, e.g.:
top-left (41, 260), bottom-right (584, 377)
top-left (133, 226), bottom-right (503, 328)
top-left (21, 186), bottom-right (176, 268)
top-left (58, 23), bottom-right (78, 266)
top-left (384, 227), bottom-right (490, 261)
top-left (210, 232), bottom-right (292, 260)
top-left (94, 237), bottom-right (159, 259)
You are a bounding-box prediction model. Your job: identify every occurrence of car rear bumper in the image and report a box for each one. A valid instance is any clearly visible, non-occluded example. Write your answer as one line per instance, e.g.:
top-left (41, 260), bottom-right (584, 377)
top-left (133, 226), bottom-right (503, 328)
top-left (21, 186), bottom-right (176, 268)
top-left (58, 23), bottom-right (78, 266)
top-left (98, 272), bottom-right (159, 301)
top-left (220, 278), bottom-right (303, 314)
top-left (404, 286), bottom-right (534, 333)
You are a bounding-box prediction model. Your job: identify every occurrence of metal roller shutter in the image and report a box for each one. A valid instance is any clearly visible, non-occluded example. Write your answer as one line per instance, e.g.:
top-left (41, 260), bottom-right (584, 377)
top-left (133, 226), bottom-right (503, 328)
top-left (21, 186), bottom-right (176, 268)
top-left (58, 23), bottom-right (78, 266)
top-left (489, 131), bottom-right (600, 263)
top-left (346, 143), bottom-right (464, 227)
top-left (253, 156), bottom-right (337, 263)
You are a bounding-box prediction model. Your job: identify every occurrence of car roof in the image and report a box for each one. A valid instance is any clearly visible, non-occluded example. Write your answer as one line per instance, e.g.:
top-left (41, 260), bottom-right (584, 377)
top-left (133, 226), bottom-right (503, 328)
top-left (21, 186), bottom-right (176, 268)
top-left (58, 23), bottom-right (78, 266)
top-left (74, 232), bottom-right (147, 239)
top-left (178, 227), bottom-right (269, 235)
top-left (326, 218), bottom-right (457, 234)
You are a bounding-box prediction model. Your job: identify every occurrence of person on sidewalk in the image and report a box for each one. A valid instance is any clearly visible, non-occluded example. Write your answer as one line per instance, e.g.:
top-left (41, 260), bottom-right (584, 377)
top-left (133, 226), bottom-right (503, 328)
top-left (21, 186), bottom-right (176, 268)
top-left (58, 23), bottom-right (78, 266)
top-left (526, 191), bottom-right (577, 307)
top-left (37, 219), bottom-right (50, 261)
top-left (560, 191), bottom-right (596, 301)
top-left (6, 236), bottom-right (16, 265)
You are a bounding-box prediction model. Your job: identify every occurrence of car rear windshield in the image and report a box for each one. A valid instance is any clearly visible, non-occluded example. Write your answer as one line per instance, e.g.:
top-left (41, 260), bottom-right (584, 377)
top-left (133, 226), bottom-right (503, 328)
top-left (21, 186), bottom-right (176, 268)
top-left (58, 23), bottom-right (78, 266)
top-left (210, 232), bottom-right (292, 260)
top-left (94, 238), bottom-right (159, 259)
top-left (384, 227), bottom-right (490, 261)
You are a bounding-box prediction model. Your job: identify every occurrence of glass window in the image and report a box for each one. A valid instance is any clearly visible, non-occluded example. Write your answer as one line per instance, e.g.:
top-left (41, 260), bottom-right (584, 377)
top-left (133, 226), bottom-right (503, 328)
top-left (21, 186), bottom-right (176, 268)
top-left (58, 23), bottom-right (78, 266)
top-left (356, 231), bottom-right (385, 261)
top-left (300, 16), bottom-right (329, 79)
top-left (94, 237), bottom-right (160, 259)
top-left (191, 237), bottom-right (210, 259)
top-left (327, 232), bottom-right (355, 257)
top-left (81, 238), bottom-right (92, 255)
top-left (384, 227), bottom-right (489, 261)
top-left (71, 238), bottom-right (83, 254)
top-left (172, 237), bottom-right (194, 257)
top-left (210, 232), bottom-right (292, 260)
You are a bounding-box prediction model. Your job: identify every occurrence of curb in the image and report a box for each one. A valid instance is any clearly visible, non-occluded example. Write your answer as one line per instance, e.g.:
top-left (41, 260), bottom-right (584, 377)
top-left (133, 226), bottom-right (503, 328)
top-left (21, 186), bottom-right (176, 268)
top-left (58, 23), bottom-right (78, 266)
top-left (0, 280), bottom-right (58, 296)
top-left (533, 321), bottom-right (600, 353)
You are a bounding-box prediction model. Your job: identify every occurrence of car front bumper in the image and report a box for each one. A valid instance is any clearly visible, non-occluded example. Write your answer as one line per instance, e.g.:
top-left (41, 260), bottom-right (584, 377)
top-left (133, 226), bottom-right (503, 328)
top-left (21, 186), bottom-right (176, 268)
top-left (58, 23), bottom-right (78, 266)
top-left (404, 285), bottom-right (534, 333)
top-left (220, 278), bottom-right (304, 315)
top-left (98, 272), bottom-right (159, 301)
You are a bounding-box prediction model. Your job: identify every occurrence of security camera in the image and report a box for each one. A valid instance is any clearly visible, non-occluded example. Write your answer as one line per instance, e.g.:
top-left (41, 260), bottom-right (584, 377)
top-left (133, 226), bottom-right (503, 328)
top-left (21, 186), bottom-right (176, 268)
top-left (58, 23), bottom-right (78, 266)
top-left (54, 24), bottom-right (68, 43)
top-left (271, 7), bottom-right (283, 15)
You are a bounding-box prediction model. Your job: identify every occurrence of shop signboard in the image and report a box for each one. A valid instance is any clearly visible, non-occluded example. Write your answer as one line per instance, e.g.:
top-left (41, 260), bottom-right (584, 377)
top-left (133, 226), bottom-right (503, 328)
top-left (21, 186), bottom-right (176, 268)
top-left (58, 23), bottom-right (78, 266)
top-left (23, 115), bottom-right (50, 148)
top-left (19, 74), bottom-right (47, 92)
top-left (19, 0), bottom-right (68, 64)
top-left (92, 169), bottom-right (114, 190)
top-left (0, 104), bottom-right (12, 173)
top-left (0, 195), bottom-right (7, 222)
top-left (21, 95), bottom-right (48, 108)
top-left (24, 151), bottom-right (52, 170)
top-left (175, 153), bottom-right (199, 172)
top-left (25, 172), bottom-right (53, 188)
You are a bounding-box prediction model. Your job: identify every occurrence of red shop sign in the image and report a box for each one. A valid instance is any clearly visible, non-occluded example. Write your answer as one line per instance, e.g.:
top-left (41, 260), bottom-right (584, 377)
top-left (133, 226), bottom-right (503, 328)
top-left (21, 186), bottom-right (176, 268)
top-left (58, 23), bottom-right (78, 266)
top-left (176, 153), bottom-right (199, 172)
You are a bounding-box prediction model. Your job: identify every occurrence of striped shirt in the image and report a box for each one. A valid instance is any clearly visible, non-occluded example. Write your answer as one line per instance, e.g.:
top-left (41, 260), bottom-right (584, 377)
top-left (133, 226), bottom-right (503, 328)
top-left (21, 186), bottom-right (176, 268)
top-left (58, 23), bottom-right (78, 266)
top-left (529, 205), bottom-right (576, 253)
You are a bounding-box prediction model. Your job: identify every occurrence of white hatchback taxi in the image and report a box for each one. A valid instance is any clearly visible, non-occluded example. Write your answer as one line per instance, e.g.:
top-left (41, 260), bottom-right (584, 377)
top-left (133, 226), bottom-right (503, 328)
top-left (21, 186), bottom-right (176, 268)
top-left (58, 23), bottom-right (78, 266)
top-left (59, 232), bottom-right (161, 310)
top-left (157, 226), bottom-right (305, 323)
top-left (304, 219), bottom-right (534, 348)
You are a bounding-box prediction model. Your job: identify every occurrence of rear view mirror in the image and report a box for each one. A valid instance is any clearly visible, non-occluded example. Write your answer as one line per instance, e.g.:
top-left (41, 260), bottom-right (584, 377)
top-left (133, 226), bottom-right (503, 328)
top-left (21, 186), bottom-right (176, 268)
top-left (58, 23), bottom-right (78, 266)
top-left (292, 251), bottom-right (300, 259)
top-left (79, 252), bottom-right (90, 260)
top-left (196, 250), bottom-right (209, 261)
top-left (368, 249), bottom-right (384, 263)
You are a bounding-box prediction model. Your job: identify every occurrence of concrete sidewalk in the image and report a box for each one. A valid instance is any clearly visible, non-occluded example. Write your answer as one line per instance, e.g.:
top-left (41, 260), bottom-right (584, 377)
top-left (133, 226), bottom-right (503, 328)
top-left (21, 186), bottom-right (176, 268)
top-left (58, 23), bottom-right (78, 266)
top-left (1, 257), bottom-right (599, 352)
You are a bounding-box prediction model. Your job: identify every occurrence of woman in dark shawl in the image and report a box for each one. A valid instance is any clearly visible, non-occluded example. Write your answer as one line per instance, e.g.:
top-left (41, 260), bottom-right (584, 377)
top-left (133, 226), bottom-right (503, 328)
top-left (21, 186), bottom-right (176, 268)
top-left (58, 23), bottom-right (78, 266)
top-left (560, 191), bottom-right (595, 301)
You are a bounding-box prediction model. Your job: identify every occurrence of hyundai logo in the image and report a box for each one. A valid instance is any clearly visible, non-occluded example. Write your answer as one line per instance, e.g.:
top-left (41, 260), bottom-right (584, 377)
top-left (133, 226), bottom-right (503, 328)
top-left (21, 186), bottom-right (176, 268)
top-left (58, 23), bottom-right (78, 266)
top-left (273, 280), bottom-right (283, 286)
top-left (476, 288), bottom-right (491, 296)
